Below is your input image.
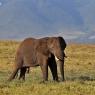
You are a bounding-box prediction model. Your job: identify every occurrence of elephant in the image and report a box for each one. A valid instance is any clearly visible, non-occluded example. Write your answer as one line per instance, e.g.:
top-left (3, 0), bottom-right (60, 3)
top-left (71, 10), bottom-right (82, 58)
top-left (8, 36), bottom-right (66, 82)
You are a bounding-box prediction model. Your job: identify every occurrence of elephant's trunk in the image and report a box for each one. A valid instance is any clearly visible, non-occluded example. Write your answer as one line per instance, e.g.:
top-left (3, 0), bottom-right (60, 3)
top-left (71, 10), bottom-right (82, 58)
top-left (55, 53), bottom-right (65, 81)
top-left (59, 60), bottom-right (65, 81)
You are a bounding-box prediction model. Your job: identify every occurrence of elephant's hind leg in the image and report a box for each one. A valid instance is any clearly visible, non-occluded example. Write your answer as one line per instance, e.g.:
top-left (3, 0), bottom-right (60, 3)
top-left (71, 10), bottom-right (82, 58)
top-left (8, 67), bottom-right (19, 81)
top-left (40, 63), bottom-right (48, 81)
top-left (8, 57), bottom-right (23, 81)
top-left (19, 67), bottom-right (27, 81)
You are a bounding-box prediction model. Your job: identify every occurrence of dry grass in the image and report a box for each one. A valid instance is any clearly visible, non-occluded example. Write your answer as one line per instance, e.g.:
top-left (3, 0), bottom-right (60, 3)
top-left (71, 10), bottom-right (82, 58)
top-left (0, 41), bottom-right (95, 95)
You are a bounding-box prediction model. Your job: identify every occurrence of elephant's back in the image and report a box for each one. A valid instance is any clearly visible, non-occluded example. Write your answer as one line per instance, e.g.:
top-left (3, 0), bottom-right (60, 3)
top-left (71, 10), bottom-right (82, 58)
top-left (15, 38), bottom-right (37, 66)
top-left (18, 38), bottom-right (35, 51)
top-left (16, 37), bottom-right (49, 58)
top-left (15, 37), bottom-right (50, 67)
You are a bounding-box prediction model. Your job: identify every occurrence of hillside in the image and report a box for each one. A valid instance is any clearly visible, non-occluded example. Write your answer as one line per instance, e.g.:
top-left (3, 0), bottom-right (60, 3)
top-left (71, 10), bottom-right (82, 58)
top-left (0, 0), bottom-right (95, 42)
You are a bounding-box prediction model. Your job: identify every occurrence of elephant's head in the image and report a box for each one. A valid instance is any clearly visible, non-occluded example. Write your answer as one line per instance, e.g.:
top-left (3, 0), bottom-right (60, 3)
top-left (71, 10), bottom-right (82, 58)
top-left (48, 37), bottom-right (66, 60)
top-left (48, 36), bottom-right (66, 81)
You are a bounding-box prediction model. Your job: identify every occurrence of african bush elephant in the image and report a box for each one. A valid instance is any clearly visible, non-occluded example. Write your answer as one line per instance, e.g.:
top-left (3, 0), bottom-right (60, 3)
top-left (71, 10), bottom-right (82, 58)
top-left (8, 37), bottom-right (66, 81)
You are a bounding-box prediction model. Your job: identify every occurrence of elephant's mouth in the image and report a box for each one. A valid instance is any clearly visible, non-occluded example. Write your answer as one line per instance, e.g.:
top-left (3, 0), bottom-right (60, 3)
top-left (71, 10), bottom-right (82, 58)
top-left (55, 56), bottom-right (60, 61)
top-left (55, 56), bottom-right (64, 61)
top-left (55, 53), bottom-right (67, 61)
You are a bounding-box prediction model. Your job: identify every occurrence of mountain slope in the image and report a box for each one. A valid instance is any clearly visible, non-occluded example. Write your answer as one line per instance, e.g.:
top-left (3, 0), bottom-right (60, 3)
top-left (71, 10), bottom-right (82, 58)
top-left (0, 0), bottom-right (95, 42)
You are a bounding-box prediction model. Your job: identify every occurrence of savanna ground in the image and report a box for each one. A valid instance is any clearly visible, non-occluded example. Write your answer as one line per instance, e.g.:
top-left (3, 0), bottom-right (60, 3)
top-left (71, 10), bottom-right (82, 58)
top-left (0, 41), bottom-right (95, 95)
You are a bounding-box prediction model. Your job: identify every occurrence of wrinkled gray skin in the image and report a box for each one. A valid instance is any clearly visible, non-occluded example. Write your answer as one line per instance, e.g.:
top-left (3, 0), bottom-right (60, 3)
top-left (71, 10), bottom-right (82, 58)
top-left (8, 37), bottom-right (66, 81)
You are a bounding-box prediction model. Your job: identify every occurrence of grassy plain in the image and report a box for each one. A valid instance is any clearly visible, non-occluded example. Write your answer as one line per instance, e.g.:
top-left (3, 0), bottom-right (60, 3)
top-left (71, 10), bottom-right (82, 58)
top-left (0, 41), bottom-right (95, 95)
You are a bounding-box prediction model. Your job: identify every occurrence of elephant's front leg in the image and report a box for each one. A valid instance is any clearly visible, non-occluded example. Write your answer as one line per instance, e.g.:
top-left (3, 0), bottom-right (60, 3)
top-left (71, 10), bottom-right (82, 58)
top-left (48, 60), bottom-right (58, 81)
top-left (40, 63), bottom-right (48, 81)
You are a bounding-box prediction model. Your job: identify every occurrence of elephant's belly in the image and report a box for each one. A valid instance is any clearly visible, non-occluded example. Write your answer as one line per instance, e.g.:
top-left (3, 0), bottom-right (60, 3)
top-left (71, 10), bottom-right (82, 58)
top-left (23, 57), bottom-right (39, 67)
top-left (23, 63), bottom-right (39, 67)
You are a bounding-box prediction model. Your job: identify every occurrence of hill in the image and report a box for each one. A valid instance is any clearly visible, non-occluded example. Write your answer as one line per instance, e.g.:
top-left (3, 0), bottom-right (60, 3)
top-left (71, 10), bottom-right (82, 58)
top-left (0, 0), bottom-right (95, 42)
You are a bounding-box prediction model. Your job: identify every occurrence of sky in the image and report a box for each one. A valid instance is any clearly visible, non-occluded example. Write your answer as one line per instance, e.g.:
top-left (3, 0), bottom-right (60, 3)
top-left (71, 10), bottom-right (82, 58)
top-left (0, 0), bottom-right (95, 43)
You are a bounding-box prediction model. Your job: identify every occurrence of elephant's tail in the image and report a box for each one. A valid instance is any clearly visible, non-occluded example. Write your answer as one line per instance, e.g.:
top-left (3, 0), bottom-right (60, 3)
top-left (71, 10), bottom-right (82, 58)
top-left (8, 67), bottom-right (19, 81)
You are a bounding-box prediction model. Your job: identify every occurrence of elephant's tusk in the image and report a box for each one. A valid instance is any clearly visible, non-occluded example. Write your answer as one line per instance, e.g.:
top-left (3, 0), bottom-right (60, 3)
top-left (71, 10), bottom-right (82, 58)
top-left (55, 56), bottom-right (60, 61)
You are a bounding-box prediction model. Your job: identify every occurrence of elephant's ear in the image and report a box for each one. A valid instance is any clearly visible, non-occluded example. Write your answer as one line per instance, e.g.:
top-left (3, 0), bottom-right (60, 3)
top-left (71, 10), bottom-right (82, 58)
top-left (58, 36), bottom-right (66, 49)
